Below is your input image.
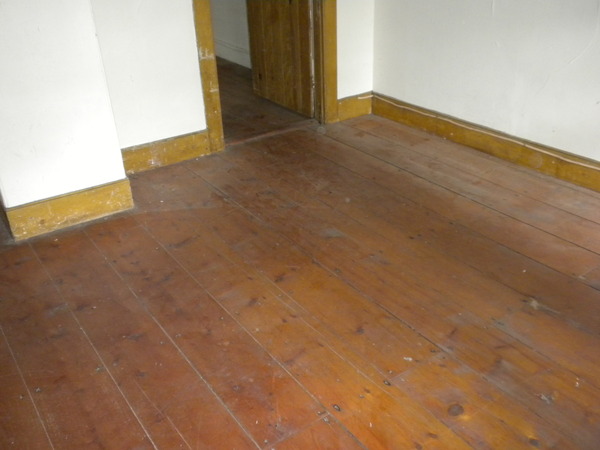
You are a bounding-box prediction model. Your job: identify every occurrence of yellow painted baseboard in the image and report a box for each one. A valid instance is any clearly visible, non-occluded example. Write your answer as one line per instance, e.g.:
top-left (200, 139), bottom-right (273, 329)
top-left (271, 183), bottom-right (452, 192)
top-left (337, 92), bottom-right (373, 122)
top-left (373, 93), bottom-right (600, 193)
top-left (5, 179), bottom-right (133, 241)
top-left (122, 130), bottom-right (210, 175)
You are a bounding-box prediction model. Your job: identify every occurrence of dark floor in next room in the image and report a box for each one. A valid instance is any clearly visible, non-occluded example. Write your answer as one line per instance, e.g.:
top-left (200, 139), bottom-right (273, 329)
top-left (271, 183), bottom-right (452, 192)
top-left (217, 57), bottom-right (313, 145)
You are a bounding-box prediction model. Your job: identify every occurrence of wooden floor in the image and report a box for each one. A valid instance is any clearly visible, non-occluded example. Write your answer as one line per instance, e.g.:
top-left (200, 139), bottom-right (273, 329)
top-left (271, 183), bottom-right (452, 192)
top-left (2, 68), bottom-right (600, 449)
top-left (217, 58), bottom-right (312, 145)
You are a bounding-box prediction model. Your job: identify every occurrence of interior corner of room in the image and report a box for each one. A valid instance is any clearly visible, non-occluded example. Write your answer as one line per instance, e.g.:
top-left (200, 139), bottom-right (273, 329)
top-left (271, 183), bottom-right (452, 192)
top-left (1, 0), bottom-right (600, 241)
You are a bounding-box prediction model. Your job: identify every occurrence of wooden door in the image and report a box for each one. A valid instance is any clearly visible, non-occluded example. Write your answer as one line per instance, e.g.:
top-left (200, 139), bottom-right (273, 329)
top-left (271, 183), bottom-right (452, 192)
top-left (246, 0), bottom-right (314, 117)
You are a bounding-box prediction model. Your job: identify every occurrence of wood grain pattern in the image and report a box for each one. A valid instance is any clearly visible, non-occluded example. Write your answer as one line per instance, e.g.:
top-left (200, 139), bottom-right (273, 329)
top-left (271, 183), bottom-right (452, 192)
top-left (247, 0), bottom-right (314, 117)
top-left (1, 109), bottom-right (599, 447)
top-left (186, 129), bottom-right (600, 447)
top-left (0, 246), bottom-right (151, 448)
top-left (33, 231), bottom-right (255, 448)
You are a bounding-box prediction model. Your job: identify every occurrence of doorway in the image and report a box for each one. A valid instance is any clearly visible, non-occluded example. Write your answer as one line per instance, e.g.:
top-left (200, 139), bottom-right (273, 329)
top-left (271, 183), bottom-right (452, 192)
top-left (209, 0), bottom-right (337, 144)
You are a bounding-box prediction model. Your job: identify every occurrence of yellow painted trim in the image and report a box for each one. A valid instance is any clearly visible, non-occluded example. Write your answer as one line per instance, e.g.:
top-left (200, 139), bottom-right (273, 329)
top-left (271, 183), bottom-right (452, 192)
top-left (318, 0), bottom-right (339, 123)
top-left (6, 179), bottom-right (133, 241)
top-left (193, 0), bottom-right (224, 153)
top-left (337, 91), bottom-right (373, 122)
top-left (373, 93), bottom-right (600, 193)
top-left (122, 130), bottom-right (209, 174)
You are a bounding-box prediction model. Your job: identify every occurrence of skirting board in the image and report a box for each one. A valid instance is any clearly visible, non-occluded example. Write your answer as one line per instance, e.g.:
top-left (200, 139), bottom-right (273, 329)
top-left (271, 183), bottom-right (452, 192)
top-left (5, 179), bottom-right (133, 241)
top-left (122, 130), bottom-right (210, 175)
top-left (214, 41), bottom-right (251, 68)
top-left (337, 92), bottom-right (373, 122)
top-left (372, 93), bottom-right (600, 193)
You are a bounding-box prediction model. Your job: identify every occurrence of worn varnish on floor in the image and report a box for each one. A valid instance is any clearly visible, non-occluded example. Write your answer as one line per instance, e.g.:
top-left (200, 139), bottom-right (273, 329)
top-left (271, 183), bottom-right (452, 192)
top-left (2, 113), bottom-right (600, 448)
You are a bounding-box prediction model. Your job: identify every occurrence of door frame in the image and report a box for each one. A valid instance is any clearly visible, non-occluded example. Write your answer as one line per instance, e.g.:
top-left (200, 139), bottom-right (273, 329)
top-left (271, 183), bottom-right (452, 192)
top-left (192, 0), bottom-right (225, 153)
top-left (313, 0), bottom-right (338, 123)
top-left (193, 0), bottom-right (338, 153)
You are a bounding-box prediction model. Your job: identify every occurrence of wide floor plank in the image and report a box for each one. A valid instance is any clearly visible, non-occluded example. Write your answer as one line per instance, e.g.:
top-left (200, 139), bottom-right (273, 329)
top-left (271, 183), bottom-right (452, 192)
top-left (0, 246), bottom-right (152, 449)
top-left (32, 231), bottom-right (255, 449)
top-left (2, 111), bottom-right (600, 448)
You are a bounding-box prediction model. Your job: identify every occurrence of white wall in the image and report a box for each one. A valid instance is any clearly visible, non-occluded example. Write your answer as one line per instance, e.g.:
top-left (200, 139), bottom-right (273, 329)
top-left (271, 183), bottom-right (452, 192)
top-left (337, 0), bottom-right (375, 99)
top-left (91, 0), bottom-right (206, 149)
top-left (210, 0), bottom-right (251, 68)
top-left (374, 0), bottom-right (600, 162)
top-left (0, 0), bottom-right (126, 208)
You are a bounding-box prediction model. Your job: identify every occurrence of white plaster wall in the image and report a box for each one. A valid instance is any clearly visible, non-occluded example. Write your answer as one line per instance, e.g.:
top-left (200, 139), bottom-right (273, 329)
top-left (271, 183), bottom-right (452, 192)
top-left (374, 0), bottom-right (600, 162)
top-left (210, 0), bottom-right (251, 67)
top-left (91, 0), bottom-right (206, 149)
top-left (0, 0), bottom-right (126, 208)
top-left (337, 0), bottom-right (375, 99)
